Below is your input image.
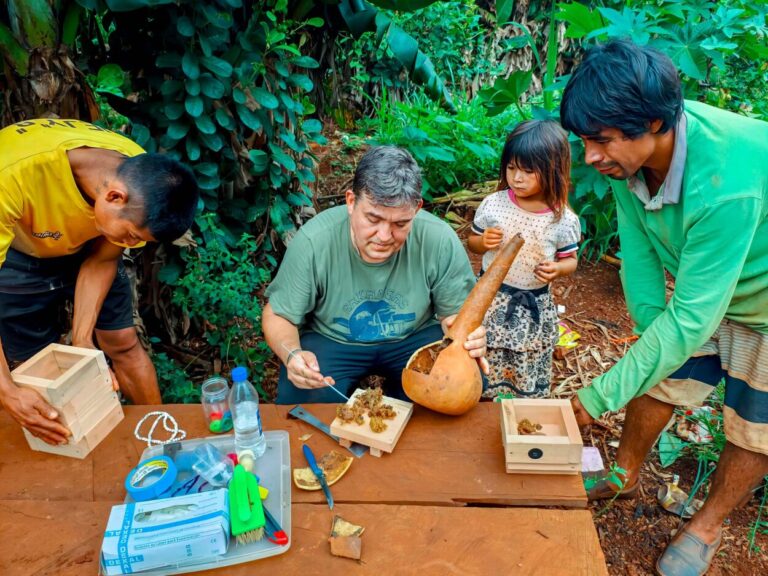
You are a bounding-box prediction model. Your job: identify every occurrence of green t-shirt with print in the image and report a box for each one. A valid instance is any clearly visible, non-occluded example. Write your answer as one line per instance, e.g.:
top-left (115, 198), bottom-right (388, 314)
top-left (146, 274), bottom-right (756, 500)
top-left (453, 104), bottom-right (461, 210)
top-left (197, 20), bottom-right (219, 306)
top-left (265, 206), bottom-right (475, 345)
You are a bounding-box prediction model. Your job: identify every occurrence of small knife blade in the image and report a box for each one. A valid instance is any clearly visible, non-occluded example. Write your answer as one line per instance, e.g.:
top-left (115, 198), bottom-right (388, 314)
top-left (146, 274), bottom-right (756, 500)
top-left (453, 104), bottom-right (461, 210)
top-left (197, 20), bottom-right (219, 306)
top-left (302, 444), bottom-right (334, 510)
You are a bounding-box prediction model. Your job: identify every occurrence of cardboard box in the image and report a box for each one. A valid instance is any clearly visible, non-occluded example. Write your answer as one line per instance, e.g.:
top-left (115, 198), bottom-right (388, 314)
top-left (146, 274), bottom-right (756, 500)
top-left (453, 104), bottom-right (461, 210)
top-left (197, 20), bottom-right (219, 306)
top-left (101, 490), bottom-right (230, 575)
top-left (500, 399), bottom-right (583, 475)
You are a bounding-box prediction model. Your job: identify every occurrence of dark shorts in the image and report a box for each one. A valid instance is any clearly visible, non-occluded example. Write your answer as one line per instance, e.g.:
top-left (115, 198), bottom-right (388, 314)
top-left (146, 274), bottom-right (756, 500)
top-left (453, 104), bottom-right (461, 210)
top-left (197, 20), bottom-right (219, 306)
top-left (276, 323), bottom-right (446, 404)
top-left (0, 248), bottom-right (134, 361)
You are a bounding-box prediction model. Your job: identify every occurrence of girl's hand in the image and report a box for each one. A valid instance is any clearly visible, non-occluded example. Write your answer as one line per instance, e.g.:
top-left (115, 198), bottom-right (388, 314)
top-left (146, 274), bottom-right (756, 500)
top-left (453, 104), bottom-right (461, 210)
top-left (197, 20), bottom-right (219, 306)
top-left (534, 260), bottom-right (562, 283)
top-left (481, 227), bottom-right (504, 251)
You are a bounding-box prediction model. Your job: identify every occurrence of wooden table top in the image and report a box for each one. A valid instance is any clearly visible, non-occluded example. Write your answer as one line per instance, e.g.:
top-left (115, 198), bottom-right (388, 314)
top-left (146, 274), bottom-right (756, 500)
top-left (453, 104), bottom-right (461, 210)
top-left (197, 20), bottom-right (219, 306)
top-left (0, 403), bottom-right (587, 508)
top-left (0, 404), bottom-right (604, 576)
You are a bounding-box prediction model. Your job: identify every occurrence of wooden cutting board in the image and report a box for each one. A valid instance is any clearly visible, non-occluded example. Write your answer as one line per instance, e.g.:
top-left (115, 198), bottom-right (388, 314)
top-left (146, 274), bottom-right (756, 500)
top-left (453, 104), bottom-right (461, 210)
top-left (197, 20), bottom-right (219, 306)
top-left (329, 389), bottom-right (413, 457)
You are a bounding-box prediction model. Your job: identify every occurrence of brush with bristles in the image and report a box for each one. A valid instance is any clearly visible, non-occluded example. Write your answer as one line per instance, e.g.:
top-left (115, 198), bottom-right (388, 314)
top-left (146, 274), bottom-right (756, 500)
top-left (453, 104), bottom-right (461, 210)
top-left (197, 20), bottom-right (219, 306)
top-left (229, 464), bottom-right (266, 545)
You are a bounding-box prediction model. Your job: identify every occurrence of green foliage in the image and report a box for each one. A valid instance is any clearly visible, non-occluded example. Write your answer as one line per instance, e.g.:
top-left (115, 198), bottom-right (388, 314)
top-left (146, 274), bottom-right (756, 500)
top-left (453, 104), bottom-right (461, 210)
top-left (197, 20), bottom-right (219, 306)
top-left (658, 430), bottom-right (686, 467)
top-left (81, 0), bottom-right (325, 237)
top-left (151, 351), bottom-right (200, 403)
top-left (168, 214), bottom-right (272, 398)
top-left (365, 91), bottom-right (522, 199)
top-left (333, 1), bottom-right (499, 115)
top-left (557, 0), bottom-right (768, 113)
top-left (337, 0), bottom-right (457, 112)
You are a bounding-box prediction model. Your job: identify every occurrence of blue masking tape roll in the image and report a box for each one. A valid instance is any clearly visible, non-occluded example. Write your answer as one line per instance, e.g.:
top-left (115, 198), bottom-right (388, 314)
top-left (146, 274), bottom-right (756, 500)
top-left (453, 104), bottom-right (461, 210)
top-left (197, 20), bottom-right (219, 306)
top-left (125, 456), bottom-right (177, 502)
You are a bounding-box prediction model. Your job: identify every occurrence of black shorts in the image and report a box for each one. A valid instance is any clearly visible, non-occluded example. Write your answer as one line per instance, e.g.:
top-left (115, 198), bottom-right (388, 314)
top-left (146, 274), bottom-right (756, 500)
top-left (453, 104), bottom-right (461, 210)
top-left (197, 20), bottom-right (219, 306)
top-left (0, 248), bottom-right (134, 361)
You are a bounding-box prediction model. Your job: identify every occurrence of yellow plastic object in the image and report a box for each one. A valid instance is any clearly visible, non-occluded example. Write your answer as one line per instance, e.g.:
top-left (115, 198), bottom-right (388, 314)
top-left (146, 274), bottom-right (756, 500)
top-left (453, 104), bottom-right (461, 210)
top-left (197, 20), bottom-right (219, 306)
top-left (557, 322), bottom-right (580, 349)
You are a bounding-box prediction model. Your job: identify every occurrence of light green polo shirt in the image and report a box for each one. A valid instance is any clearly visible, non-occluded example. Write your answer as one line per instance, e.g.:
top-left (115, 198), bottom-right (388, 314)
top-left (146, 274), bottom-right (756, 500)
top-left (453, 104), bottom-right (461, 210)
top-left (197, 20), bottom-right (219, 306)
top-left (578, 100), bottom-right (768, 418)
top-left (265, 206), bottom-right (475, 345)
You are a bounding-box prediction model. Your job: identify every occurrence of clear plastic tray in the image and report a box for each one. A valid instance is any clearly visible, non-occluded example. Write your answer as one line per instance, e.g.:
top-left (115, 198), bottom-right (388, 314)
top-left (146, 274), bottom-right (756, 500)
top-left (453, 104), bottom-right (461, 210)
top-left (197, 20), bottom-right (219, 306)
top-left (101, 431), bottom-right (291, 575)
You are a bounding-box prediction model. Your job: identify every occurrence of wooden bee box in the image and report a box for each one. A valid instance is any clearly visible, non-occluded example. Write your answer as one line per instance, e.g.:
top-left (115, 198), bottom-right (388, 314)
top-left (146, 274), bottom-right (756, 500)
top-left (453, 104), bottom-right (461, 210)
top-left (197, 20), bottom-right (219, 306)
top-left (500, 399), bottom-right (582, 475)
top-left (11, 344), bottom-right (123, 458)
top-left (330, 389), bottom-right (413, 457)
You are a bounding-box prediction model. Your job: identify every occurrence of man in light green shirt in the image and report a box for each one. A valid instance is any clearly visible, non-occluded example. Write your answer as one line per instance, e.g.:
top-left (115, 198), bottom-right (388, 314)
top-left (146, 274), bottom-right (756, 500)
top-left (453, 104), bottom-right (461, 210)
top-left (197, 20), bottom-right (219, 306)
top-left (561, 40), bottom-right (768, 576)
top-left (263, 146), bottom-right (488, 404)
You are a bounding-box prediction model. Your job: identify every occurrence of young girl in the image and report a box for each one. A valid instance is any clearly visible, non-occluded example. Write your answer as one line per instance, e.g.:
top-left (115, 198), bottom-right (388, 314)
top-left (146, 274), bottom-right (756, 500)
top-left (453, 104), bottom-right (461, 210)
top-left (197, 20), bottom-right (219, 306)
top-left (468, 120), bottom-right (580, 399)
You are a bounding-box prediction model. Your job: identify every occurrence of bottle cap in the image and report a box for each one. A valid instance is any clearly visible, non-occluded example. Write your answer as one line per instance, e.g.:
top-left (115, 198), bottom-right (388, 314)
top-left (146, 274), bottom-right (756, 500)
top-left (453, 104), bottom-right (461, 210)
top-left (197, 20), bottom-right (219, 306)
top-left (231, 366), bottom-right (248, 382)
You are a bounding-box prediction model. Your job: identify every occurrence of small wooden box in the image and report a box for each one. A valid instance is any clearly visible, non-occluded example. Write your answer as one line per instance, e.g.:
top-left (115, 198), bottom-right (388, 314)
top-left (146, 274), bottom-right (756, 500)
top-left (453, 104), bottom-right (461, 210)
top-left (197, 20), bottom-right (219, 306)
top-left (500, 399), bottom-right (583, 475)
top-left (330, 389), bottom-right (413, 457)
top-left (11, 344), bottom-right (123, 458)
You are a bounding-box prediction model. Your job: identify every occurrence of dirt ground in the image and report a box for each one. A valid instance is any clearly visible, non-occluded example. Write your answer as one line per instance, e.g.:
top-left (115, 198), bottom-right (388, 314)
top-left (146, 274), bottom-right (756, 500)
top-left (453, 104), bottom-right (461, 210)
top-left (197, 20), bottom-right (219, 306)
top-left (306, 133), bottom-right (768, 575)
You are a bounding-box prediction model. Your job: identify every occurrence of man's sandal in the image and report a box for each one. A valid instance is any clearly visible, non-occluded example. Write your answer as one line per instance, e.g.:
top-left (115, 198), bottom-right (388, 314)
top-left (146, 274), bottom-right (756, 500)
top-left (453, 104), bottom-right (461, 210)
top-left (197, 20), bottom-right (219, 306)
top-left (586, 477), bottom-right (639, 501)
top-left (655, 526), bottom-right (722, 576)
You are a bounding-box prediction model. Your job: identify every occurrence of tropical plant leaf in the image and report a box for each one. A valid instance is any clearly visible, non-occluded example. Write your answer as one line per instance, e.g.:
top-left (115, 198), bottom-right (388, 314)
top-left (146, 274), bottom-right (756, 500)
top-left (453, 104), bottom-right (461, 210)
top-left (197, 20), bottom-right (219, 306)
top-left (556, 2), bottom-right (605, 39)
top-left (337, 0), bottom-right (455, 113)
top-left (496, 0), bottom-right (514, 25)
top-left (659, 431), bottom-right (686, 468)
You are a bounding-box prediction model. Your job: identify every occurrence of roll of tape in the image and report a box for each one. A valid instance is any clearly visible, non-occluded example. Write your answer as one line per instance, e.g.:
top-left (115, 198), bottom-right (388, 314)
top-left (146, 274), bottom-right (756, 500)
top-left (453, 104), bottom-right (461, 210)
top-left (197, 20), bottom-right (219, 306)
top-left (125, 456), bottom-right (177, 502)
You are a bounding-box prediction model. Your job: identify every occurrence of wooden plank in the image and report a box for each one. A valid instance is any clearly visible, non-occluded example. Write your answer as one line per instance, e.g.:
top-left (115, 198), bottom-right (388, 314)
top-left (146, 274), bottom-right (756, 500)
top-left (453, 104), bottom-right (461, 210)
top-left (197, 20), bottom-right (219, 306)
top-left (0, 404), bottom-right (586, 507)
top-left (22, 401), bottom-right (124, 459)
top-left (11, 345), bottom-right (107, 407)
top-left (288, 403), bottom-right (587, 508)
top-left (329, 390), bottom-right (413, 454)
top-left (0, 501), bottom-right (607, 576)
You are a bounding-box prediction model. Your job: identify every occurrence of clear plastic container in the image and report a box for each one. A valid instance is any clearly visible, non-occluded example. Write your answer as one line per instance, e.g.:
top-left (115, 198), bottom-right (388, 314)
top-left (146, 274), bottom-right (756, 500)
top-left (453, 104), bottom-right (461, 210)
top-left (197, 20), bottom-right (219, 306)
top-left (114, 431), bottom-right (292, 574)
top-left (191, 443), bottom-right (233, 487)
top-left (201, 376), bottom-right (232, 434)
top-left (229, 366), bottom-right (266, 471)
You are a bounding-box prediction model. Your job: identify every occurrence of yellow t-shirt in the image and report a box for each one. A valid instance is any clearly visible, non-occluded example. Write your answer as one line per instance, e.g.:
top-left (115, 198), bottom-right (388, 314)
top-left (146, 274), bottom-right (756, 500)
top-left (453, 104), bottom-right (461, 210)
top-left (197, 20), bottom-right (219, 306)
top-left (0, 118), bottom-right (145, 266)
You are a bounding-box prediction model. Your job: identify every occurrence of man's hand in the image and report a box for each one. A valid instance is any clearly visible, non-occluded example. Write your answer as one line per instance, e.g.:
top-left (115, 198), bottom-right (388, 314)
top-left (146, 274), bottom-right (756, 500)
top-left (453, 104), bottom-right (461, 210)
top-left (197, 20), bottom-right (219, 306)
top-left (442, 315), bottom-right (490, 375)
top-left (285, 350), bottom-right (336, 390)
top-left (481, 227), bottom-right (504, 251)
top-left (1, 387), bottom-right (71, 445)
top-left (571, 395), bottom-right (595, 428)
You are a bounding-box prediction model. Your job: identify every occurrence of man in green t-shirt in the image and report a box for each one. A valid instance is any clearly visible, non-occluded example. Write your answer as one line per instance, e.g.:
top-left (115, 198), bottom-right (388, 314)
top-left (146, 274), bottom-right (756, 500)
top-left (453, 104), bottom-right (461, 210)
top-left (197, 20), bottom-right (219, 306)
top-left (561, 40), bottom-right (768, 576)
top-left (263, 146), bottom-right (487, 403)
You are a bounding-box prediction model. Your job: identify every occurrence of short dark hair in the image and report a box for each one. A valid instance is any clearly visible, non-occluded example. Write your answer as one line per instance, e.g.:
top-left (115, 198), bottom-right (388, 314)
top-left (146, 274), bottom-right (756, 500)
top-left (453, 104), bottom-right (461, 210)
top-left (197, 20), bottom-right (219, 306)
top-left (352, 146), bottom-right (422, 207)
top-left (560, 39), bottom-right (683, 138)
top-left (116, 153), bottom-right (199, 242)
top-left (498, 120), bottom-right (571, 219)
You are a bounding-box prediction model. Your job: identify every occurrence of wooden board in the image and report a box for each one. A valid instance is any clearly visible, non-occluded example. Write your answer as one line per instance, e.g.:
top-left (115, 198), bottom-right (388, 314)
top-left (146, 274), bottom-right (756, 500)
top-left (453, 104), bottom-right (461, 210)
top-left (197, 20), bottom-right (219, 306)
top-left (501, 399), bottom-right (583, 475)
top-left (0, 501), bottom-right (608, 576)
top-left (11, 344), bottom-right (110, 406)
top-left (23, 400), bottom-right (124, 459)
top-left (0, 404), bottom-right (587, 508)
top-left (329, 389), bottom-right (413, 456)
top-left (11, 344), bottom-right (120, 454)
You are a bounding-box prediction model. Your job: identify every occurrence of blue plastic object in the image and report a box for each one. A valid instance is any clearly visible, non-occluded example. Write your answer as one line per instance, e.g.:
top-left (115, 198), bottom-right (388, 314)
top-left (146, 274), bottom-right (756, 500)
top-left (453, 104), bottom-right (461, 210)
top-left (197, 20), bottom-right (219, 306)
top-left (125, 456), bottom-right (177, 501)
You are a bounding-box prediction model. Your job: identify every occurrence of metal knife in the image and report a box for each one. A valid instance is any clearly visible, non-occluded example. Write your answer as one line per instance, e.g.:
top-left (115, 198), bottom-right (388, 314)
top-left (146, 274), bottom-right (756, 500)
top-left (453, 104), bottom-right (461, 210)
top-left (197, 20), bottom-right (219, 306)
top-left (288, 405), bottom-right (368, 458)
top-left (302, 444), bottom-right (334, 510)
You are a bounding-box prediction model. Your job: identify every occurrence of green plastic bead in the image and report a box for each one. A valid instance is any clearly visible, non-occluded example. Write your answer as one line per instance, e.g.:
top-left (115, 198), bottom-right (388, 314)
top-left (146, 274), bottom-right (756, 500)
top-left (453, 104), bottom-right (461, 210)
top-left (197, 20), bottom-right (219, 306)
top-left (209, 419), bottom-right (223, 433)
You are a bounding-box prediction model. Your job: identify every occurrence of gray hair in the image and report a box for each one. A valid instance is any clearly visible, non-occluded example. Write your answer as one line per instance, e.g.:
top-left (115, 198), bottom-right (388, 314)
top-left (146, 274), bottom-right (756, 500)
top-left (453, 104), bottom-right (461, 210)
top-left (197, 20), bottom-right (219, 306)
top-left (352, 146), bottom-right (422, 207)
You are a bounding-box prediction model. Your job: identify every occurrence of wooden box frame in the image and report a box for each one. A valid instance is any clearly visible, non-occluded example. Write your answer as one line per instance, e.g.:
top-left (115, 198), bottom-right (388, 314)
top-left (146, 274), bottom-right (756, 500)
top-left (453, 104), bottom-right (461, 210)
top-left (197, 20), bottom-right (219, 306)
top-left (330, 389), bottom-right (413, 457)
top-left (11, 344), bottom-right (123, 457)
top-left (500, 399), bottom-right (582, 475)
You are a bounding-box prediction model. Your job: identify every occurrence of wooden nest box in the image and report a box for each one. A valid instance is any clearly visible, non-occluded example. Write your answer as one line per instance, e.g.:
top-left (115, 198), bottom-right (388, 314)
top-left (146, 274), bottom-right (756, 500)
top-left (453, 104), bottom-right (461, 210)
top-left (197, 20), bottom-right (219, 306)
top-left (500, 399), bottom-right (582, 475)
top-left (11, 344), bottom-right (124, 458)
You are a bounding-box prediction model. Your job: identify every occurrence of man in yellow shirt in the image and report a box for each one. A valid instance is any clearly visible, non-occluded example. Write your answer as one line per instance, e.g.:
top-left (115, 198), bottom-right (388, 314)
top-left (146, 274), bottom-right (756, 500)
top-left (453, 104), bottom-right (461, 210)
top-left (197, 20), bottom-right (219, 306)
top-left (0, 119), bottom-right (199, 446)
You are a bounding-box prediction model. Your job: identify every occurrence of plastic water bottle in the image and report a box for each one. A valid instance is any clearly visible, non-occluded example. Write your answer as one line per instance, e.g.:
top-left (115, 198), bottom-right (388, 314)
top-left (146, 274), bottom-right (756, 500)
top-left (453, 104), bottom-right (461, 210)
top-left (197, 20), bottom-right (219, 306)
top-left (228, 366), bottom-right (266, 471)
